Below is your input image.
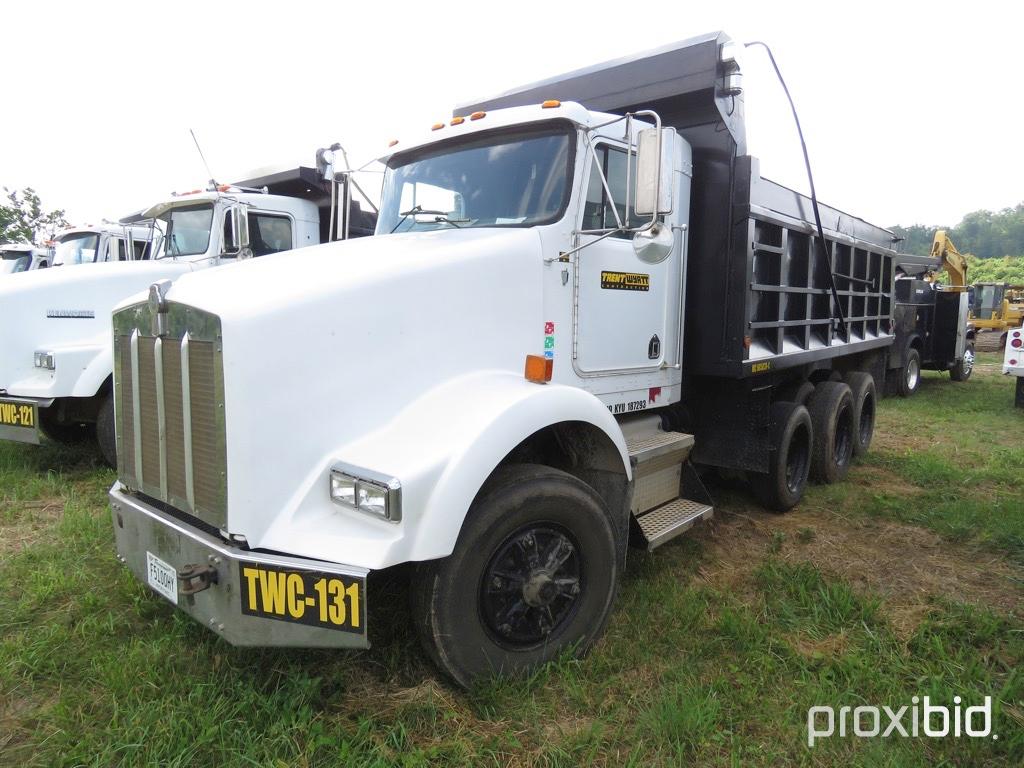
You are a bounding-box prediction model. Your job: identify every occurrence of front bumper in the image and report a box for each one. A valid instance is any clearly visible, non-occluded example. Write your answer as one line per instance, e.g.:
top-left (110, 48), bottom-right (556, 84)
top-left (110, 485), bottom-right (370, 648)
top-left (0, 396), bottom-right (52, 445)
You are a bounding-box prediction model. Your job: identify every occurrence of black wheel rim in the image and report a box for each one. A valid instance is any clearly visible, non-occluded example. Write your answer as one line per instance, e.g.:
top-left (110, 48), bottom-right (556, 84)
top-left (859, 395), bottom-right (875, 445)
top-left (479, 524), bottom-right (582, 649)
top-left (785, 423), bottom-right (811, 494)
top-left (834, 404), bottom-right (853, 467)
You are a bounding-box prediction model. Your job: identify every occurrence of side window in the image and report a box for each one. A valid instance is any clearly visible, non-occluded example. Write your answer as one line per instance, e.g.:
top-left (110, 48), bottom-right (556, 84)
top-left (582, 145), bottom-right (639, 239)
top-left (249, 214), bottom-right (293, 257)
top-left (114, 238), bottom-right (128, 261)
top-left (132, 239), bottom-right (151, 260)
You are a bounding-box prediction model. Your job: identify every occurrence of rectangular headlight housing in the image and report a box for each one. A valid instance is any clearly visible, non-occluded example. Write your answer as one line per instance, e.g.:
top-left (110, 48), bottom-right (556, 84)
top-left (33, 351), bottom-right (55, 370)
top-left (330, 465), bottom-right (401, 522)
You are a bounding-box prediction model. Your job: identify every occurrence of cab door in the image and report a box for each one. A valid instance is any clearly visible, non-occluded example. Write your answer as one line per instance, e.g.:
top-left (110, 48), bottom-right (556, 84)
top-left (573, 143), bottom-right (679, 373)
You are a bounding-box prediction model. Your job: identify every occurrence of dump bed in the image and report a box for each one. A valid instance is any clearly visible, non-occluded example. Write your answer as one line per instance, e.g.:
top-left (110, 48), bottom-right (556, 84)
top-left (460, 31), bottom-right (898, 378)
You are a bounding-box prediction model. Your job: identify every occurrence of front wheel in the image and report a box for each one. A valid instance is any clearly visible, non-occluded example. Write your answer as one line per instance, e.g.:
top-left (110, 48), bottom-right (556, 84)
top-left (897, 348), bottom-right (922, 397)
top-left (411, 464), bottom-right (619, 688)
top-left (950, 341), bottom-right (975, 382)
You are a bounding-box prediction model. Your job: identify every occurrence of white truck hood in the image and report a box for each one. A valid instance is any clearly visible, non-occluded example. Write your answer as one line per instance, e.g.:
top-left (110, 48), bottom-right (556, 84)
top-left (0, 259), bottom-right (200, 397)
top-left (143, 227), bottom-right (546, 553)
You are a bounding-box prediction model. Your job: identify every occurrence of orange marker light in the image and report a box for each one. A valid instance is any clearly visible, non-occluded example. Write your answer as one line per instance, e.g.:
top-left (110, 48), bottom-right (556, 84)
top-left (431, 122), bottom-right (445, 131)
top-left (525, 355), bottom-right (553, 384)
top-left (450, 116), bottom-right (465, 125)
top-left (470, 111), bottom-right (486, 121)
top-left (541, 100), bottom-right (561, 108)
top-left (388, 139), bottom-right (399, 147)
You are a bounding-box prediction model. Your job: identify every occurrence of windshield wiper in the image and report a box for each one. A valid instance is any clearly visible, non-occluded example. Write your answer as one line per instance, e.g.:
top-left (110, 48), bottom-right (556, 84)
top-left (390, 205), bottom-right (468, 233)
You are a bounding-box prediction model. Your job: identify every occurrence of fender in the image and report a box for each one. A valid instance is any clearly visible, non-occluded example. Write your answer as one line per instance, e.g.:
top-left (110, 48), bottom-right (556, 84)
top-left (68, 343), bottom-right (113, 398)
top-left (262, 371), bottom-right (631, 570)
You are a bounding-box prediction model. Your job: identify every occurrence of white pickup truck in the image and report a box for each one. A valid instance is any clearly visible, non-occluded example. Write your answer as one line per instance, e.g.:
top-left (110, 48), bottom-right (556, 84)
top-left (0, 164), bottom-right (374, 464)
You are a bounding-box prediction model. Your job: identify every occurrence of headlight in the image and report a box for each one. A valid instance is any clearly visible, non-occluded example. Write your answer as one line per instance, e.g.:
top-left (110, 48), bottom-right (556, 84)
top-left (33, 351), bottom-right (55, 370)
top-left (330, 465), bottom-right (401, 522)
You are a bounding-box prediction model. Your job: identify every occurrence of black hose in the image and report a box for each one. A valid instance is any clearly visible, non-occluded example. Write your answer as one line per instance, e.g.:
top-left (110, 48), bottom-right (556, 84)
top-left (744, 41), bottom-right (848, 338)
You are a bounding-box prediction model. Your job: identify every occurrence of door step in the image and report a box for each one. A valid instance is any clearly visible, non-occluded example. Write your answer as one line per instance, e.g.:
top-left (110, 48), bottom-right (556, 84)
top-left (634, 497), bottom-right (713, 550)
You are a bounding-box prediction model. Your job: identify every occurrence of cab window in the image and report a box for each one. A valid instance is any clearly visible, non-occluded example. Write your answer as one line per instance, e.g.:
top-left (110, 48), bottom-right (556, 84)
top-left (249, 213), bottom-right (293, 257)
top-left (582, 145), bottom-right (640, 239)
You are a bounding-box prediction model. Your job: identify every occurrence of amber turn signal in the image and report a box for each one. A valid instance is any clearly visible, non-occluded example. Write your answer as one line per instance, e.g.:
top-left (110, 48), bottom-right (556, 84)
top-left (524, 355), bottom-right (553, 384)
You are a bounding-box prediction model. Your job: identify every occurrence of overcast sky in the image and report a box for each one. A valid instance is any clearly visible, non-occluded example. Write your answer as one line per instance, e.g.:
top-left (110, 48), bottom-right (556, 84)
top-left (2, 1), bottom-right (1018, 232)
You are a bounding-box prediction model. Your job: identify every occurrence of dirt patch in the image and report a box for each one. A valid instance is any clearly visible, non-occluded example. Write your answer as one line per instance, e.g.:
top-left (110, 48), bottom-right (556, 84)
top-left (694, 497), bottom-right (1023, 639)
top-left (0, 498), bottom-right (64, 557)
top-left (786, 632), bottom-right (851, 659)
top-left (848, 465), bottom-right (923, 498)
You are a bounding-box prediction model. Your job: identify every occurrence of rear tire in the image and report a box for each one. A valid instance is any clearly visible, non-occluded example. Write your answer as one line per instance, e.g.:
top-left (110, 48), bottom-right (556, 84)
top-left (776, 380), bottom-right (815, 407)
top-left (843, 372), bottom-right (876, 457)
top-left (807, 382), bottom-right (855, 484)
top-left (749, 401), bottom-right (813, 512)
top-left (411, 464), bottom-right (619, 688)
top-left (950, 341), bottom-right (975, 382)
top-left (897, 348), bottom-right (922, 397)
top-left (96, 394), bottom-right (117, 468)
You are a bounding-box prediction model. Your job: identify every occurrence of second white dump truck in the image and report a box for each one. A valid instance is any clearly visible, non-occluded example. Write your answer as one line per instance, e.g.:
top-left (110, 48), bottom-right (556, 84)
top-left (111, 34), bottom-right (903, 686)
top-left (0, 163), bottom-right (374, 464)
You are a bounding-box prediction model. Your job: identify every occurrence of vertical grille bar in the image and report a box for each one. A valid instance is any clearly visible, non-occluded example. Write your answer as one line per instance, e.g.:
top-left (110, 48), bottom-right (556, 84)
top-left (130, 329), bottom-right (143, 485)
top-left (154, 337), bottom-right (168, 498)
top-left (181, 333), bottom-right (195, 510)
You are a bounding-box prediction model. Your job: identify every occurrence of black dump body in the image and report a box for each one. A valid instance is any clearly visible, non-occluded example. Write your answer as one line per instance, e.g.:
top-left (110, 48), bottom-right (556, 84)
top-left (459, 31), bottom-right (899, 380)
top-left (236, 166), bottom-right (377, 241)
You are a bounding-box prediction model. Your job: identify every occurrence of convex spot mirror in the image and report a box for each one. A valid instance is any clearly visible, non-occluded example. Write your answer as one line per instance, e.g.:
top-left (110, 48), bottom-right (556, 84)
top-left (634, 127), bottom-right (676, 216)
top-left (222, 205), bottom-right (252, 258)
top-left (632, 222), bottom-right (674, 264)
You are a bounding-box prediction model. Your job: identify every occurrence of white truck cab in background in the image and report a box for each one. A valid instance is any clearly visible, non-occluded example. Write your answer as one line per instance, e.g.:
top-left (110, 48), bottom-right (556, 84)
top-left (0, 163), bottom-right (376, 464)
top-left (0, 243), bottom-right (52, 274)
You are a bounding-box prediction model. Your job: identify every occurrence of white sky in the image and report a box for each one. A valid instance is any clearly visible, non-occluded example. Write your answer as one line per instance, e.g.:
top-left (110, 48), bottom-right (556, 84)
top-left (2, 0), bottom-right (1019, 230)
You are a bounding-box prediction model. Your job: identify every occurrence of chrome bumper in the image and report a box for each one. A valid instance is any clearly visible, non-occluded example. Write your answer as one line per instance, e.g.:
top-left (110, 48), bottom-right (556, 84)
top-left (110, 485), bottom-right (370, 649)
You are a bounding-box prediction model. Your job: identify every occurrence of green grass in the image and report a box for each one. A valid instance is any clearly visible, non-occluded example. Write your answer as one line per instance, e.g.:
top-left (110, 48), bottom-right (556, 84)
top-left (1, 355), bottom-right (1021, 766)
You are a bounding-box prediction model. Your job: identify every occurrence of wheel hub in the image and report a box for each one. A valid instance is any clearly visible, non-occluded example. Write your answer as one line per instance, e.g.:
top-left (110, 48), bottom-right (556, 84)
top-left (479, 525), bottom-right (582, 647)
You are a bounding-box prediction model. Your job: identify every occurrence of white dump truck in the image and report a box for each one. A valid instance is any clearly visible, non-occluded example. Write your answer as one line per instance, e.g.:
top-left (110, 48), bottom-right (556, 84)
top-left (110, 34), bottom-right (903, 686)
top-left (0, 243), bottom-right (51, 274)
top-left (0, 162), bottom-right (374, 464)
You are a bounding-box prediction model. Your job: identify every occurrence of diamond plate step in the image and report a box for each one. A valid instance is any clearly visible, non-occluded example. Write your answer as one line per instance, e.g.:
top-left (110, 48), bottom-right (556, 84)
top-left (626, 430), bottom-right (695, 475)
top-left (634, 497), bottom-right (713, 550)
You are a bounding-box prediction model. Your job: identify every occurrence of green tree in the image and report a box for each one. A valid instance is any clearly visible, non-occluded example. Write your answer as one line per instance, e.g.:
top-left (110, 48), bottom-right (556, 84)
top-left (0, 187), bottom-right (69, 244)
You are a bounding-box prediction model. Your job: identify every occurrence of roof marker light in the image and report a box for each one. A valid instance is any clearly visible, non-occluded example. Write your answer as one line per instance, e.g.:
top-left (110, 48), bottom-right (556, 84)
top-left (388, 139), bottom-right (399, 147)
top-left (470, 111), bottom-right (486, 121)
top-left (541, 100), bottom-right (561, 108)
top-left (431, 122), bottom-right (445, 131)
top-left (450, 116), bottom-right (465, 126)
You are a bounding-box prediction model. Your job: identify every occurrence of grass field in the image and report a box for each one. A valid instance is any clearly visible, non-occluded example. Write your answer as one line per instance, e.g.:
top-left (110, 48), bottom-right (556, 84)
top-left (1, 353), bottom-right (1021, 766)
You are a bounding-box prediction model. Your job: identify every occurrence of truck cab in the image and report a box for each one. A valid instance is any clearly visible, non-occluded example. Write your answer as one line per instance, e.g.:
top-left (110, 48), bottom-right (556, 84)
top-left (0, 243), bottom-right (51, 274)
top-left (0, 166), bottom-right (375, 465)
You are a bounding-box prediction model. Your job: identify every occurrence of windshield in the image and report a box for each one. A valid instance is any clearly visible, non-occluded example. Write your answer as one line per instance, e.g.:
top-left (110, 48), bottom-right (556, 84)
top-left (377, 124), bottom-right (573, 235)
top-left (53, 233), bottom-right (100, 266)
top-left (164, 204), bottom-right (214, 257)
top-left (0, 252), bottom-right (31, 273)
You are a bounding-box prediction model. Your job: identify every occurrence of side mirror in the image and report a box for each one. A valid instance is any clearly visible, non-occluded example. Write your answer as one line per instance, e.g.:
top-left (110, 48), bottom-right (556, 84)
top-left (634, 128), bottom-right (675, 216)
top-left (222, 206), bottom-right (251, 258)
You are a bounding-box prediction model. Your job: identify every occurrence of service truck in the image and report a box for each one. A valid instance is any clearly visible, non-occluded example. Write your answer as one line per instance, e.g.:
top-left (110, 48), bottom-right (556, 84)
top-left (110, 33), bottom-right (906, 686)
top-left (0, 160), bottom-right (374, 465)
top-left (0, 243), bottom-right (51, 274)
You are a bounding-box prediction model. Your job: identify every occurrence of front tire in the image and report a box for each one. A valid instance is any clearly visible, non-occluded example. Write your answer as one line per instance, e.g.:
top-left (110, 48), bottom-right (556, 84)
top-left (38, 406), bottom-right (94, 445)
top-left (807, 382), bottom-right (855, 484)
top-left (411, 464), bottom-right (619, 688)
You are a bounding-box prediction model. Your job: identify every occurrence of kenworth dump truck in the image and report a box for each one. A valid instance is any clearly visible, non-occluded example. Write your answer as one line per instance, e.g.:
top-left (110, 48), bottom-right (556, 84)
top-left (0, 161), bottom-right (374, 465)
top-left (110, 33), bottom-right (902, 686)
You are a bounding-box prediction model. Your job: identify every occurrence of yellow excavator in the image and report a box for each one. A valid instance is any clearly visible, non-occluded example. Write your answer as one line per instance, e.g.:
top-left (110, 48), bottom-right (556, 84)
top-left (928, 230), bottom-right (968, 290)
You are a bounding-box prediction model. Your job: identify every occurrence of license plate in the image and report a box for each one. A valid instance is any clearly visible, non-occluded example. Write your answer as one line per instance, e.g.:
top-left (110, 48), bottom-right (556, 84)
top-left (146, 551), bottom-right (179, 605)
top-left (0, 399), bottom-right (36, 429)
top-left (240, 563), bottom-right (365, 634)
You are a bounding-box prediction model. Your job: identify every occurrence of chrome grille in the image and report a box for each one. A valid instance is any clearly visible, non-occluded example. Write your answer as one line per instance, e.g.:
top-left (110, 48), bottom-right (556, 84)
top-left (114, 301), bottom-right (226, 529)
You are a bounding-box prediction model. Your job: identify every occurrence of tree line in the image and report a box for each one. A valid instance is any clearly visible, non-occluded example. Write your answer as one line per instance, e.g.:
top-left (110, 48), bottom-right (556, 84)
top-left (1, 187), bottom-right (68, 244)
top-left (892, 203), bottom-right (1024, 259)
